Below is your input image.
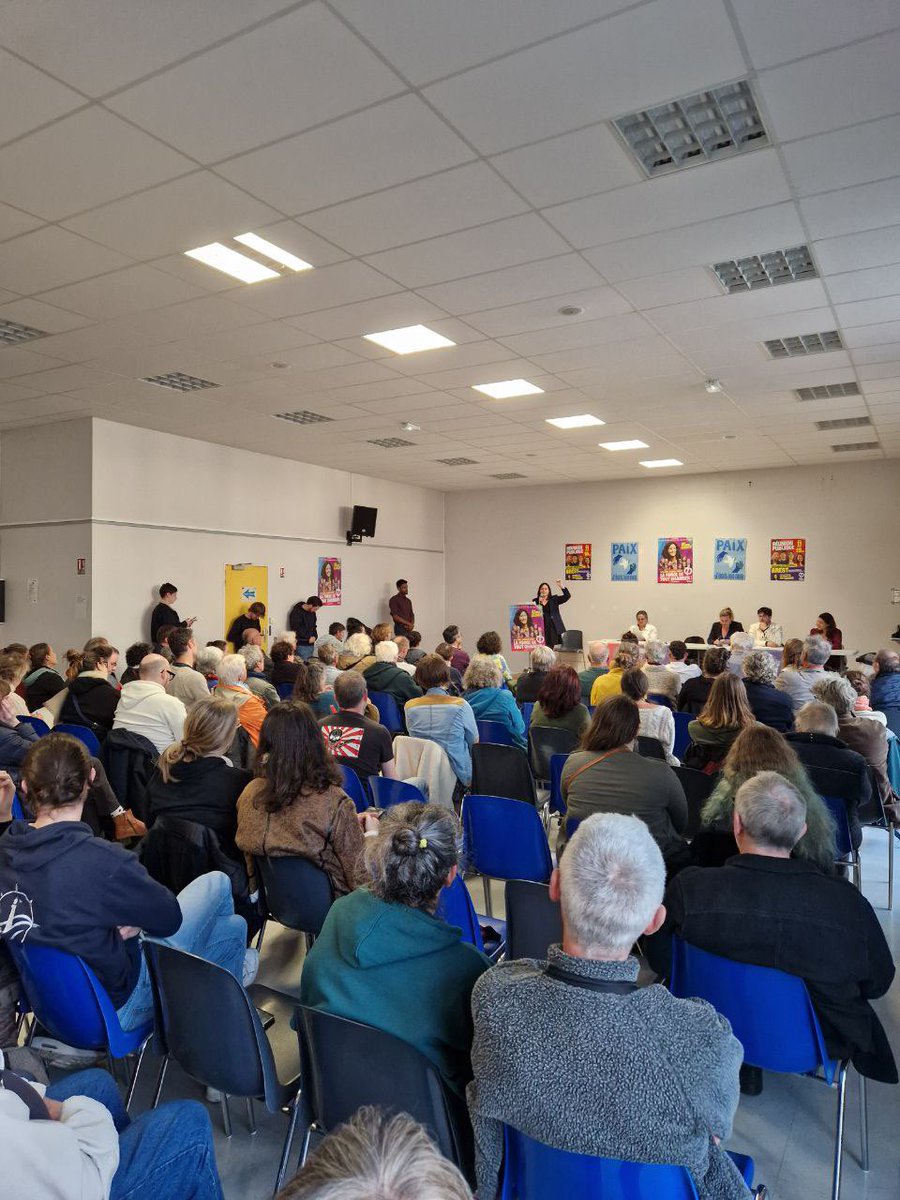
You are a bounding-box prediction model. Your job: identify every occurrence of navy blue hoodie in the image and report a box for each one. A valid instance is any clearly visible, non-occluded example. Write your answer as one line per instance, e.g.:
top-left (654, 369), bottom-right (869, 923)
top-left (0, 821), bottom-right (181, 1006)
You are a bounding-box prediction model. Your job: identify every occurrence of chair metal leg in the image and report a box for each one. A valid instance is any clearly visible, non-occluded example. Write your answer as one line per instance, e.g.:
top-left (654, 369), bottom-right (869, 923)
top-left (24, 1014), bottom-right (36, 1046)
top-left (124, 1036), bottom-right (150, 1112)
top-left (888, 828), bottom-right (895, 910)
top-left (273, 1094), bottom-right (303, 1196)
top-left (299, 1124), bottom-right (314, 1167)
top-left (482, 875), bottom-right (493, 917)
top-left (256, 919), bottom-right (267, 953)
top-left (151, 1056), bottom-right (168, 1108)
top-left (221, 1095), bottom-right (232, 1138)
top-left (245, 1096), bottom-right (257, 1135)
top-left (832, 1063), bottom-right (848, 1200)
top-left (858, 1073), bottom-right (869, 1172)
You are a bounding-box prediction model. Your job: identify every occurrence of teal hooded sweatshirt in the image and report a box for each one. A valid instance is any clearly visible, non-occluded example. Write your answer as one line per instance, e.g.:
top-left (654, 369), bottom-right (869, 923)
top-left (299, 888), bottom-right (491, 1096)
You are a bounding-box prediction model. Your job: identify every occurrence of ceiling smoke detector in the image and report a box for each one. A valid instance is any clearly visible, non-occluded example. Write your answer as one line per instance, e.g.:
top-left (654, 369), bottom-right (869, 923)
top-left (557, 305), bottom-right (584, 317)
top-left (705, 379), bottom-right (723, 393)
top-left (399, 421), bottom-right (420, 432)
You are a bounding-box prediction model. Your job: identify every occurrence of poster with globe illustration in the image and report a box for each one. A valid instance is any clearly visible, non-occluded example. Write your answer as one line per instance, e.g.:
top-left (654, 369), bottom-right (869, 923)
top-left (611, 542), bottom-right (639, 582)
top-left (713, 538), bottom-right (747, 581)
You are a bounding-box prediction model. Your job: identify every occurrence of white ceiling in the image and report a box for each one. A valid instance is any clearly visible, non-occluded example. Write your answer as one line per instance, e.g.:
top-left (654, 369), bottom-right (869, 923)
top-left (0, 0), bottom-right (899, 489)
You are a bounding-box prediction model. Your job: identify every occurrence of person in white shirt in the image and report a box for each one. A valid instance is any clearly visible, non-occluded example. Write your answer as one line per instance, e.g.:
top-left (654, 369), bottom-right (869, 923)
top-left (748, 607), bottom-right (784, 648)
top-left (628, 610), bottom-right (658, 644)
top-left (667, 640), bottom-right (702, 686)
top-left (112, 654), bottom-right (186, 753)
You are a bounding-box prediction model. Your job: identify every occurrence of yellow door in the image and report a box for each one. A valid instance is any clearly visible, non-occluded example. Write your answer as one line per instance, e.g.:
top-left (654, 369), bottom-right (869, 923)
top-left (224, 563), bottom-right (269, 649)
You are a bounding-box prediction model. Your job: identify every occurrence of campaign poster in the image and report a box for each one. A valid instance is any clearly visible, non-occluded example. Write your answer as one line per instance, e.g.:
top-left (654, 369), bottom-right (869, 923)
top-left (657, 537), bottom-right (693, 584)
top-left (565, 542), bottom-right (592, 581)
top-left (770, 538), bottom-right (806, 582)
top-left (317, 557), bottom-right (342, 605)
top-left (509, 604), bottom-right (545, 652)
top-left (611, 542), bottom-right (638, 582)
top-left (713, 538), bottom-right (747, 581)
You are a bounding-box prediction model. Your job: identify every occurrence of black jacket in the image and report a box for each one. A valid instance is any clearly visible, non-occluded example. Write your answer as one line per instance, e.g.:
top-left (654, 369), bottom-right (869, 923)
top-left (60, 675), bottom-right (120, 737)
top-left (743, 679), bottom-right (795, 732)
top-left (150, 602), bottom-right (185, 644)
top-left (144, 757), bottom-right (252, 855)
top-left (533, 588), bottom-right (570, 649)
top-left (23, 668), bottom-right (66, 711)
top-left (271, 660), bottom-right (301, 689)
top-left (677, 675), bottom-right (714, 714)
top-left (647, 854), bottom-right (896, 1083)
top-left (514, 669), bottom-right (549, 704)
top-left (101, 728), bottom-right (159, 821)
top-left (786, 731), bottom-right (872, 849)
top-left (706, 620), bottom-right (743, 645)
top-left (288, 602), bottom-right (318, 646)
top-left (226, 614), bottom-right (261, 651)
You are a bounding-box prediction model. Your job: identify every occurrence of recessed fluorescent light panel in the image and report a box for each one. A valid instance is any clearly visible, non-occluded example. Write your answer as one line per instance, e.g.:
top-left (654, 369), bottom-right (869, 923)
top-left (545, 414), bottom-right (604, 429)
top-left (474, 379), bottom-right (544, 399)
top-left (436, 457), bottom-right (478, 466)
top-left (142, 372), bottom-right (219, 392)
top-left (0, 318), bottom-right (49, 347)
top-left (713, 245), bottom-right (817, 293)
top-left (640, 458), bottom-right (682, 468)
top-left (363, 325), bottom-right (455, 355)
top-left (764, 331), bottom-right (843, 358)
top-left (234, 233), bottom-right (312, 272)
top-left (831, 442), bottom-right (880, 452)
top-left (368, 437), bottom-right (415, 448)
top-left (491, 472), bottom-right (527, 479)
top-left (599, 439), bottom-right (649, 451)
top-left (614, 80), bottom-right (768, 177)
top-left (184, 243), bottom-right (278, 284)
top-left (795, 382), bottom-right (859, 401)
top-left (815, 416), bottom-right (872, 431)
top-left (273, 410), bottom-right (333, 425)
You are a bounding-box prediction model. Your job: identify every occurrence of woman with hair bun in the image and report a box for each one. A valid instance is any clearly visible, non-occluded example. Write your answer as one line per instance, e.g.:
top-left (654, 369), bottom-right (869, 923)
top-left (299, 802), bottom-right (490, 1096)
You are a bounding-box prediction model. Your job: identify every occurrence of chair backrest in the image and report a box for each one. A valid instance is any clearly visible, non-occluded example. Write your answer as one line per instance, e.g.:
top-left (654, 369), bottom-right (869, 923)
top-left (17, 715), bottom-right (49, 736)
top-left (504, 880), bottom-right (562, 961)
top-left (53, 723), bottom-right (101, 756)
top-left (255, 854), bottom-right (334, 935)
top-left (519, 701), bottom-right (534, 726)
top-left (100, 728), bottom-right (159, 819)
top-left (476, 719), bottom-right (516, 747)
top-left (647, 692), bottom-right (675, 710)
top-left (339, 764), bottom-right (371, 813)
top-left (434, 874), bottom-right (485, 952)
top-left (145, 943), bottom-right (278, 1104)
top-left (877, 705), bottom-right (900, 738)
top-left (11, 793), bottom-right (26, 820)
top-left (464, 794), bottom-right (552, 882)
top-left (636, 735), bottom-right (667, 760)
top-left (529, 725), bottom-right (579, 782)
top-left (560, 630), bottom-right (583, 651)
top-left (669, 938), bottom-right (834, 1081)
top-left (471, 743), bottom-right (537, 807)
top-left (548, 753), bottom-right (568, 815)
top-left (275, 681), bottom-right (294, 701)
top-left (819, 793), bottom-right (854, 859)
top-left (368, 776), bottom-right (426, 810)
top-left (672, 710), bottom-right (693, 759)
top-left (369, 690), bottom-right (404, 734)
top-left (139, 815), bottom-right (248, 899)
top-left (672, 766), bottom-right (718, 839)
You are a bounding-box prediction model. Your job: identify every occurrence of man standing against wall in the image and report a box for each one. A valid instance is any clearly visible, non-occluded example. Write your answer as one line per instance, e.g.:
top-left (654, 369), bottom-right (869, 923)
top-left (150, 583), bottom-right (195, 644)
top-left (288, 595), bottom-right (323, 660)
top-left (389, 579), bottom-right (415, 638)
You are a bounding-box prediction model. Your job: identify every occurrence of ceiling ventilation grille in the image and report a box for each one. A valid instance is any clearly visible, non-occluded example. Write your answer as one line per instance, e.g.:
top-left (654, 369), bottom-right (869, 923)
top-left (831, 441), bottom-right (880, 452)
top-left (0, 319), bottom-right (49, 347)
top-left (436, 457), bottom-right (477, 466)
top-left (764, 331), bottom-right (843, 358)
top-left (273, 410), bottom-right (333, 425)
top-left (490, 472), bottom-right (526, 480)
top-left (796, 382), bottom-right (859, 401)
top-left (815, 416), bottom-right (871, 431)
top-left (713, 245), bottom-right (817, 293)
top-left (142, 372), bottom-right (219, 391)
top-left (368, 437), bottom-right (415, 448)
top-left (614, 80), bottom-right (769, 176)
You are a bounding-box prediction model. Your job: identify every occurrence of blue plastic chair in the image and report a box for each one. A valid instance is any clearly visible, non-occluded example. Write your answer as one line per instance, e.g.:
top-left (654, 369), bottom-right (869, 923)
top-left (53, 723), bottom-right (102, 756)
top-left (499, 1125), bottom-right (755, 1199)
top-left (338, 765), bottom-right (371, 814)
top-left (368, 777), bottom-right (426, 810)
top-left (548, 753), bottom-right (568, 816)
top-left (275, 681), bottom-right (294, 701)
top-left (435, 874), bottom-right (506, 962)
top-left (647, 692), bottom-right (675, 710)
top-left (8, 941), bottom-right (153, 1109)
top-left (476, 719), bottom-right (517, 746)
top-left (564, 816), bottom-right (581, 840)
top-left (17, 715), bottom-right (50, 736)
top-left (670, 938), bottom-right (867, 1199)
top-left (519, 702), bottom-right (534, 726)
top-left (463, 794), bottom-right (553, 917)
top-left (820, 793), bottom-right (860, 886)
top-left (672, 711), bottom-right (692, 760)
top-left (369, 691), bottom-right (404, 734)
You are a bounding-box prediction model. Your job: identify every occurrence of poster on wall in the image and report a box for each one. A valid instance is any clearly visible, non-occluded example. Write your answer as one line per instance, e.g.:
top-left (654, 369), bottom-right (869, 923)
top-left (713, 538), bottom-right (747, 581)
top-left (657, 537), bottom-right (693, 584)
top-left (611, 542), bottom-right (639, 582)
top-left (509, 604), bottom-right (545, 652)
top-left (317, 557), bottom-right (342, 605)
top-left (770, 538), bottom-right (806, 582)
top-left (565, 543), bottom-right (592, 581)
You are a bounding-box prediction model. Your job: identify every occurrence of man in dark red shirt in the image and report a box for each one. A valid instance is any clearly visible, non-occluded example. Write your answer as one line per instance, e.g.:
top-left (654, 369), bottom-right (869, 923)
top-left (388, 579), bottom-right (415, 638)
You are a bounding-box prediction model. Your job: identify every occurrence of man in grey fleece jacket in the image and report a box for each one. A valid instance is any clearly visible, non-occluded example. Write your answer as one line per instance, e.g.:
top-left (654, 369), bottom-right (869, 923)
top-left (467, 812), bottom-right (753, 1200)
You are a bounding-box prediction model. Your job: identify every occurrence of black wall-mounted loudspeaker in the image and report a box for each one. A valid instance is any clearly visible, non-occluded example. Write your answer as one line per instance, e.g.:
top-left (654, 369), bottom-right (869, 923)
top-left (0, 580), bottom-right (6, 623)
top-left (347, 505), bottom-right (378, 545)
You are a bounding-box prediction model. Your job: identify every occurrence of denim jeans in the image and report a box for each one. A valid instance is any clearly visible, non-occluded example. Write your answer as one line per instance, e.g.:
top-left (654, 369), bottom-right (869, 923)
top-left (296, 644), bottom-right (314, 660)
top-left (116, 871), bottom-right (247, 1031)
top-left (47, 1069), bottom-right (224, 1200)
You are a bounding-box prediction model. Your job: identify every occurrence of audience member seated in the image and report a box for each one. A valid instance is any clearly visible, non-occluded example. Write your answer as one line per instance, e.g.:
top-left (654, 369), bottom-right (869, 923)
top-left (648, 772), bottom-right (896, 1086)
top-left (812, 611), bottom-right (844, 672)
top-left (696, 725), bottom-right (835, 872)
top-left (338, 631), bottom-right (375, 672)
top-left (314, 644), bottom-right (338, 691)
top-left (112, 654), bottom-right (186, 754)
top-left (781, 637), bottom-right (803, 671)
top-left (207, 640), bottom-right (227, 653)
top-left (462, 658), bottom-right (526, 749)
top-left (676, 646), bottom-right (729, 715)
top-left (240, 627), bottom-right (273, 675)
top-left (531, 666), bottom-right (591, 739)
top-left (166, 628), bottom-right (210, 709)
top-left (23, 643), bottom-right (66, 711)
top-left (278, 1106), bottom-right (473, 1200)
top-left (434, 642), bottom-right (465, 694)
top-left (406, 656), bottom-right (478, 788)
top-left (578, 641), bottom-right (609, 703)
top-left (0, 654), bottom-right (30, 719)
top-left (443, 625), bottom-right (470, 676)
top-left (473, 631), bottom-right (512, 685)
top-left (393, 635), bottom-right (416, 677)
top-left (0, 736), bottom-right (255, 1031)
top-left (467, 812), bottom-right (745, 1200)
top-left (812, 676), bottom-right (892, 807)
top-left (870, 648), bottom-right (900, 711)
top-left (364, 640), bottom-right (423, 707)
top-left (213, 654), bottom-right (268, 748)
top-left (237, 702), bottom-right (364, 897)
top-left (0, 682), bottom-right (40, 770)
top-left (844, 669), bottom-right (887, 725)
top-left (226, 600), bottom-right (266, 651)
top-left (57, 645), bottom-right (120, 739)
top-left (299, 802), bottom-right (490, 1096)
top-left (740, 649), bottom-right (795, 732)
top-left (153, 625), bottom-right (176, 663)
top-left (292, 659), bottom-right (336, 718)
top-left (775, 635), bottom-right (838, 711)
top-left (590, 645), bottom-right (638, 705)
top-left (270, 639), bottom-right (301, 691)
top-left (405, 629), bottom-right (426, 665)
top-left (560, 696), bottom-right (689, 873)
top-left (514, 645), bottom-right (556, 704)
top-left (239, 644), bottom-right (279, 709)
top-left (0, 1062), bottom-right (224, 1200)
top-left (668, 638), bottom-right (701, 687)
top-left (195, 644), bottom-right (222, 688)
top-left (628, 609), bottom-right (658, 643)
top-left (119, 641), bottom-right (152, 687)
top-left (277, 630), bottom-right (298, 651)
top-left (686, 675), bottom-right (756, 772)
top-left (786, 702), bottom-right (869, 850)
top-left (621, 667), bottom-right (677, 763)
top-left (748, 606), bottom-right (783, 648)
top-left (643, 639), bottom-right (681, 702)
top-left (320, 671), bottom-right (396, 782)
top-left (707, 606), bottom-right (744, 647)
top-left (726, 631), bottom-right (754, 677)
top-left (315, 622), bottom-right (345, 653)
top-left (144, 699), bottom-right (251, 860)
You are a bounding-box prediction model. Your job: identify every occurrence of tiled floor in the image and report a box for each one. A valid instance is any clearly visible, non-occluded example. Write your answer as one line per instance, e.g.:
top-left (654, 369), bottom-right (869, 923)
top-left (126, 828), bottom-right (900, 1198)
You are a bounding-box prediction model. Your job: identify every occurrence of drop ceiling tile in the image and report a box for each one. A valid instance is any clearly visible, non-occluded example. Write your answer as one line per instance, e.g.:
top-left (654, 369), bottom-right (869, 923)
top-left (218, 94), bottom-right (473, 214)
top-left (38, 264), bottom-right (210, 321)
top-left (303, 163), bottom-right (528, 256)
top-left (499, 312), bottom-right (656, 357)
top-left (248, 220), bottom-right (349, 269)
top-left (0, 202), bottom-right (45, 242)
top-left (423, 0), bottom-right (745, 154)
top-left (731, 0), bottom-right (900, 70)
top-left (0, 226), bottom-right (133, 293)
top-left (9, 364), bottom-right (116, 395)
top-left (491, 123), bottom-right (643, 208)
top-left (0, 298), bottom-right (92, 335)
top-left (616, 267), bottom-right (722, 309)
top-left (0, 380), bottom-right (40, 403)
top-left (288, 292), bottom-right (448, 342)
top-left (388, 341), bottom-right (523, 378)
top-left (801, 177), bottom-right (900, 241)
top-left (114, 294), bottom-right (265, 346)
top-left (210, 260), bottom-right (401, 321)
top-left (0, 48), bottom-right (84, 144)
top-left (837, 296), bottom-right (900, 328)
top-left (650, 280), bottom-right (830, 335)
top-left (416, 253), bottom-right (604, 314)
top-left (463, 286), bottom-right (632, 338)
top-left (412, 359), bottom-right (542, 391)
top-left (813, 224), bottom-right (900, 275)
top-left (782, 115), bottom-right (900, 198)
top-left (0, 348), bottom-right (67, 379)
top-left (173, 321), bottom-right (319, 364)
top-left (826, 264), bottom-right (900, 305)
top-left (0, 394), bottom-right (92, 421)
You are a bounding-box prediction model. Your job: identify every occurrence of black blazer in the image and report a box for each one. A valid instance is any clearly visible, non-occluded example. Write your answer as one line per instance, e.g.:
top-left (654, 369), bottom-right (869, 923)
top-left (706, 620), bottom-right (743, 645)
top-left (743, 680), bottom-right (795, 733)
top-left (786, 731), bottom-right (872, 849)
top-left (533, 588), bottom-right (570, 648)
top-left (647, 854), bottom-right (896, 1083)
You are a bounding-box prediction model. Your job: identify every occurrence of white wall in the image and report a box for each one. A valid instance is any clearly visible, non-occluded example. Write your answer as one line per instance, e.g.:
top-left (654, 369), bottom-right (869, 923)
top-left (445, 462), bottom-right (900, 663)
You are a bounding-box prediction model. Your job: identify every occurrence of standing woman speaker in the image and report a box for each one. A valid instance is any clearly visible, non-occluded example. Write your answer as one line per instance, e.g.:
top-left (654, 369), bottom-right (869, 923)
top-left (534, 579), bottom-right (570, 649)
